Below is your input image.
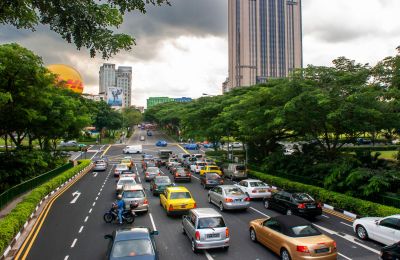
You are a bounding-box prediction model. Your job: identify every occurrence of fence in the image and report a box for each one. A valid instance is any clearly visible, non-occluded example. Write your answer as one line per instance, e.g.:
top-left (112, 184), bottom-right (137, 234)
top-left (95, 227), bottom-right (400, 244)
top-left (0, 162), bottom-right (73, 210)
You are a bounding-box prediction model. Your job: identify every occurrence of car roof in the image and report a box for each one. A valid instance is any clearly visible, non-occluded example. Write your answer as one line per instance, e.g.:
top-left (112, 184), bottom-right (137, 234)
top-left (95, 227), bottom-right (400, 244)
top-left (166, 186), bottom-right (189, 192)
top-left (118, 177), bottom-right (135, 181)
top-left (192, 208), bottom-right (222, 218)
top-left (243, 179), bottom-right (262, 182)
top-left (115, 228), bottom-right (151, 241)
top-left (219, 185), bottom-right (238, 189)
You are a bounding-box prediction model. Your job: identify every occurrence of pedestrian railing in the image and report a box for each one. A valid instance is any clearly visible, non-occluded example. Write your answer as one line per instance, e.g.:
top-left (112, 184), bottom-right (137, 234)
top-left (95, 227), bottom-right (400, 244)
top-left (0, 162), bottom-right (73, 210)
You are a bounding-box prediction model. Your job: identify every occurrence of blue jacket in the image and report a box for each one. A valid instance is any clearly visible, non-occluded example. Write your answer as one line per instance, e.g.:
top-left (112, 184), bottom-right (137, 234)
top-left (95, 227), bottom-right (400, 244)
top-left (117, 199), bottom-right (125, 210)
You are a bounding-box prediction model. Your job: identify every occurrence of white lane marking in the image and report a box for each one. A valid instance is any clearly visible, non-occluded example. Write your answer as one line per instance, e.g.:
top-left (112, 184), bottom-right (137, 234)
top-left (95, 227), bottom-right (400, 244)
top-left (84, 216), bottom-right (89, 222)
top-left (89, 208), bottom-right (92, 213)
top-left (138, 176), bottom-right (141, 183)
top-left (64, 256), bottom-right (69, 260)
top-left (338, 253), bottom-right (352, 260)
top-left (204, 250), bottom-right (214, 260)
top-left (71, 238), bottom-right (77, 248)
top-left (89, 145), bottom-right (105, 160)
top-left (79, 226), bottom-right (84, 233)
top-left (149, 213), bottom-right (157, 231)
top-left (95, 196), bottom-right (98, 201)
top-left (71, 152), bottom-right (81, 160)
top-left (70, 191), bottom-right (81, 204)
top-left (93, 172), bottom-right (98, 177)
top-left (92, 202), bottom-right (96, 207)
top-left (98, 192), bottom-right (101, 196)
top-left (322, 214), bottom-right (330, 219)
top-left (313, 224), bottom-right (380, 255)
top-left (340, 222), bottom-right (353, 228)
top-left (191, 175), bottom-right (200, 181)
top-left (249, 207), bottom-right (270, 217)
top-left (100, 188), bottom-right (103, 192)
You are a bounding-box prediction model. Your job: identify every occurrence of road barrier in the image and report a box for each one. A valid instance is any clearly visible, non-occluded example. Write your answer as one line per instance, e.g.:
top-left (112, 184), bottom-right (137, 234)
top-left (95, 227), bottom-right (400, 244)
top-left (0, 163), bottom-right (73, 210)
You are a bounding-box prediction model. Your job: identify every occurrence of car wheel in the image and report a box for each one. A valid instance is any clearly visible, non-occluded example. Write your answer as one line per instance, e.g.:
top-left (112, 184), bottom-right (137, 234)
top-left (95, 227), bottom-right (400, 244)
top-left (208, 196), bottom-right (212, 204)
top-left (356, 225), bottom-right (368, 240)
top-left (191, 239), bottom-right (198, 253)
top-left (223, 246), bottom-right (229, 251)
top-left (219, 202), bottom-right (224, 211)
top-left (249, 228), bottom-right (257, 242)
top-left (281, 249), bottom-right (291, 260)
top-left (286, 209), bottom-right (292, 216)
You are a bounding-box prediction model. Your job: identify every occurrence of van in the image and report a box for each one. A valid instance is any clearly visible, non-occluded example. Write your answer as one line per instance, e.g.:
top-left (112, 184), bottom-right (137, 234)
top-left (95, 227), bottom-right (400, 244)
top-left (223, 163), bottom-right (247, 180)
top-left (123, 145), bottom-right (143, 154)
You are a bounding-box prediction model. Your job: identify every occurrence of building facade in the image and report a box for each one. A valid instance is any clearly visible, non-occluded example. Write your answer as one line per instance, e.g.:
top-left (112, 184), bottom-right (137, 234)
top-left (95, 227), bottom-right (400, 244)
top-left (227, 0), bottom-right (302, 91)
top-left (146, 97), bottom-right (175, 109)
top-left (174, 97), bottom-right (193, 103)
top-left (99, 63), bottom-right (132, 107)
top-left (116, 66), bottom-right (132, 108)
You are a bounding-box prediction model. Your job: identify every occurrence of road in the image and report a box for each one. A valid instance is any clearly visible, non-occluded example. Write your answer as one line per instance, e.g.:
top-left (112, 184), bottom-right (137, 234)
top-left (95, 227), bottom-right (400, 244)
top-left (17, 129), bottom-right (383, 260)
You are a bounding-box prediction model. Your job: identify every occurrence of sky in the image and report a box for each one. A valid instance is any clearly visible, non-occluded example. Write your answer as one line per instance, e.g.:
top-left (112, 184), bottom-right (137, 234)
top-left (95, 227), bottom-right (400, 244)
top-left (1, 0), bottom-right (400, 107)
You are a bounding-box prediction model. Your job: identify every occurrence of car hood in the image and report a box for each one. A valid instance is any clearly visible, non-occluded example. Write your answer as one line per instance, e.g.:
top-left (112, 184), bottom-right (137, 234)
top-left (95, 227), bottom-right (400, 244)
top-left (110, 255), bottom-right (156, 260)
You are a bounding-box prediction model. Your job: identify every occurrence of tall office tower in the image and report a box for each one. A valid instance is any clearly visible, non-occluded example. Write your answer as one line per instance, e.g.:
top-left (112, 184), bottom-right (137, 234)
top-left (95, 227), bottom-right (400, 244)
top-left (227, 0), bottom-right (303, 91)
top-left (99, 63), bottom-right (116, 94)
top-left (116, 66), bottom-right (132, 107)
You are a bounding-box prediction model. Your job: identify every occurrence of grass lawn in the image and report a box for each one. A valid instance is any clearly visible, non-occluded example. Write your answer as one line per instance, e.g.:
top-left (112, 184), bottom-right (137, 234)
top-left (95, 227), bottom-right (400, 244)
top-left (372, 150), bottom-right (398, 160)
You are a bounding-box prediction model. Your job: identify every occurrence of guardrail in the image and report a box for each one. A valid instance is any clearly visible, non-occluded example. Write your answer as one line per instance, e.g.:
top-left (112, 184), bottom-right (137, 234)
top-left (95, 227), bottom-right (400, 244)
top-left (0, 163), bottom-right (73, 210)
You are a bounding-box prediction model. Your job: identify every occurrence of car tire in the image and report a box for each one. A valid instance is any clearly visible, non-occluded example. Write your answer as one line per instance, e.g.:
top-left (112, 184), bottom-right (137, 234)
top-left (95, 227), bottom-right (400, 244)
top-left (280, 249), bottom-right (291, 260)
top-left (249, 228), bottom-right (257, 242)
top-left (264, 200), bottom-right (270, 209)
top-left (356, 225), bottom-right (368, 240)
top-left (219, 202), bottom-right (224, 211)
top-left (286, 209), bottom-right (293, 216)
top-left (223, 246), bottom-right (229, 251)
top-left (191, 239), bottom-right (198, 253)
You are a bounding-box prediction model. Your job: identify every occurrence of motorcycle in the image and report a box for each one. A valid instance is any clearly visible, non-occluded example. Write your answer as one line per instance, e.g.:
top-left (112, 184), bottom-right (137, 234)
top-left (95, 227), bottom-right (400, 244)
top-left (103, 202), bottom-right (139, 224)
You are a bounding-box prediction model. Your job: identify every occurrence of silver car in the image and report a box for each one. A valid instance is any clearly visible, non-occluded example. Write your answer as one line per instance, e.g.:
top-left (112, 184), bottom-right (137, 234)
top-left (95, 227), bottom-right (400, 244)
top-left (116, 177), bottom-right (136, 195)
top-left (182, 208), bottom-right (229, 253)
top-left (121, 184), bottom-right (149, 213)
top-left (114, 164), bottom-right (129, 177)
top-left (93, 159), bottom-right (107, 171)
top-left (144, 167), bottom-right (161, 181)
top-left (208, 185), bottom-right (250, 211)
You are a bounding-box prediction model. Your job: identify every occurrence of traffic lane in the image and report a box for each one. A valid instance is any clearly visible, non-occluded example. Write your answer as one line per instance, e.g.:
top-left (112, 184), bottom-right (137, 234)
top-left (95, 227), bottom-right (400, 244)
top-left (26, 164), bottom-right (111, 260)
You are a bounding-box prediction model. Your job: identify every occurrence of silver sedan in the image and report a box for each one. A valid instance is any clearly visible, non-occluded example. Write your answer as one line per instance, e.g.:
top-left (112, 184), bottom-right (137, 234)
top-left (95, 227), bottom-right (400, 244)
top-left (207, 185), bottom-right (250, 211)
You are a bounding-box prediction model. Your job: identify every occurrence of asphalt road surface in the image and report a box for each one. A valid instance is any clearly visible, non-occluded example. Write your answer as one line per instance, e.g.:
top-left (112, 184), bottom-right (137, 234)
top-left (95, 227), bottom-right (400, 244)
top-left (20, 129), bottom-right (383, 260)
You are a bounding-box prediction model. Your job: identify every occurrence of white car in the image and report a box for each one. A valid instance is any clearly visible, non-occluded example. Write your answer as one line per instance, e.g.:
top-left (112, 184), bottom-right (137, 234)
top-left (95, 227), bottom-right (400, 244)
top-left (234, 179), bottom-right (272, 199)
top-left (353, 214), bottom-right (400, 245)
top-left (116, 177), bottom-right (136, 194)
top-left (190, 161), bottom-right (206, 174)
top-left (60, 140), bottom-right (78, 147)
top-left (140, 136), bottom-right (145, 141)
top-left (123, 145), bottom-right (142, 154)
top-left (228, 142), bottom-right (243, 149)
top-left (114, 164), bottom-right (129, 177)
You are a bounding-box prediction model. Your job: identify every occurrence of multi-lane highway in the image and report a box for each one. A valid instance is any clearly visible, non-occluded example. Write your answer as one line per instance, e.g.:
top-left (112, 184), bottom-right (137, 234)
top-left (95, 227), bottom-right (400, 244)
top-left (15, 129), bottom-right (383, 260)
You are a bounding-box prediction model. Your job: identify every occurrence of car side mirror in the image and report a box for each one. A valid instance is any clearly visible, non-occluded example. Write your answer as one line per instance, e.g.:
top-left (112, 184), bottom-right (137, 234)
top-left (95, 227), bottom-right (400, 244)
top-left (104, 234), bottom-right (113, 240)
top-left (151, 230), bottom-right (159, 236)
top-left (375, 220), bottom-right (379, 225)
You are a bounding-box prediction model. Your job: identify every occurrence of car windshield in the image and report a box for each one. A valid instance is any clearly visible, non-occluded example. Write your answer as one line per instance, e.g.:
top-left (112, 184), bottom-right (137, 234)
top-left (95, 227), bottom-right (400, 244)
top-left (235, 165), bottom-right (246, 170)
top-left (118, 179), bottom-right (135, 185)
top-left (206, 173), bottom-right (220, 179)
top-left (144, 155), bottom-right (154, 159)
top-left (147, 163), bottom-right (156, 167)
top-left (197, 217), bottom-right (226, 229)
top-left (155, 177), bottom-right (171, 184)
top-left (224, 187), bottom-right (244, 196)
top-left (292, 193), bottom-right (314, 202)
top-left (170, 192), bottom-right (191, 200)
top-left (290, 225), bottom-right (321, 237)
top-left (123, 190), bottom-right (145, 199)
top-left (176, 168), bottom-right (186, 173)
top-left (249, 181), bottom-right (267, 187)
top-left (111, 239), bottom-right (154, 257)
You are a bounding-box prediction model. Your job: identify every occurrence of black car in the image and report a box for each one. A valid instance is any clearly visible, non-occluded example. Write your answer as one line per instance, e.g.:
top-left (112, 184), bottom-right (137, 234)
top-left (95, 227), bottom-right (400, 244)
top-left (104, 227), bottom-right (159, 260)
top-left (263, 191), bottom-right (322, 218)
top-left (200, 172), bottom-right (224, 189)
top-left (381, 242), bottom-right (400, 260)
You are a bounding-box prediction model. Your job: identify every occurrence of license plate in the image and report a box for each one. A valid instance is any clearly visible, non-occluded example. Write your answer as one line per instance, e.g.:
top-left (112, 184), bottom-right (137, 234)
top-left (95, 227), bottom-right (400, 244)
top-left (315, 248), bottom-right (329, 254)
top-left (234, 199), bottom-right (242, 202)
top-left (307, 205), bottom-right (316, 209)
top-left (181, 205), bottom-right (186, 208)
top-left (258, 189), bottom-right (266, 193)
top-left (207, 233), bottom-right (220, 238)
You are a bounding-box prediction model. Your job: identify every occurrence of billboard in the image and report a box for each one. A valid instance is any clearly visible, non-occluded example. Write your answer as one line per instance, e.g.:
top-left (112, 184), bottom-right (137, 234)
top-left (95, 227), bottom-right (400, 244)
top-left (107, 87), bottom-right (123, 107)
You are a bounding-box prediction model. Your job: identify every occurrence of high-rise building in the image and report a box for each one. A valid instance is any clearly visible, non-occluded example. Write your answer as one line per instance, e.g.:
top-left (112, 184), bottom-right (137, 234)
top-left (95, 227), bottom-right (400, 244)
top-left (227, 0), bottom-right (303, 91)
top-left (146, 97), bottom-right (175, 109)
top-left (99, 63), bottom-right (132, 107)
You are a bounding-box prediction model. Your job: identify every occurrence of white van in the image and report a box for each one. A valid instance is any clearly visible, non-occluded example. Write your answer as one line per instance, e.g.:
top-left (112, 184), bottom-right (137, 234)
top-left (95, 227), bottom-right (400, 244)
top-left (123, 145), bottom-right (142, 154)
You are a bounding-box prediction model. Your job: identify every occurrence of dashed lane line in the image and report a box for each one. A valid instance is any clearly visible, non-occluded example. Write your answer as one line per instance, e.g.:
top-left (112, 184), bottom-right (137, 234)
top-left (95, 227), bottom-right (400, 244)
top-left (78, 226), bottom-right (84, 233)
top-left (89, 208), bottom-right (92, 214)
top-left (322, 214), bottom-right (330, 219)
top-left (149, 213), bottom-right (157, 231)
top-left (249, 207), bottom-right (270, 217)
top-left (70, 238), bottom-right (77, 248)
top-left (84, 216), bottom-right (89, 222)
top-left (204, 251), bottom-right (214, 260)
top-left (64, 255), bottom-right (69, 260)
top-left (338, 253), bottom-right (352, 260)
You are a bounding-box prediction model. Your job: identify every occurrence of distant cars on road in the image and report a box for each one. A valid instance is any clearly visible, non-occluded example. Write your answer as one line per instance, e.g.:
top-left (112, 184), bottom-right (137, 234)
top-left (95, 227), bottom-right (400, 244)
top-left (381, 241), bottom-right (400, 260)
top-left (353, 214), bottom-right (400, 245)
top-left (184, 143), bottom-right (199, 150)
top-left (155, 140), bottom-right (168, 147)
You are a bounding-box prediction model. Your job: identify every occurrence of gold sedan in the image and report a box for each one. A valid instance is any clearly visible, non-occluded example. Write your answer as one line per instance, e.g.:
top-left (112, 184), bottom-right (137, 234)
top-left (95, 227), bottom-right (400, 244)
top-left (249, 215), bottom-right (337, 260)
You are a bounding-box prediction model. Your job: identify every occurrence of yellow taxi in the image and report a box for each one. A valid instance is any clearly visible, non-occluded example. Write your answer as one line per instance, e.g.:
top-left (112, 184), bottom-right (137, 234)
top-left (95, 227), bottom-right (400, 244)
top-left (160, 186), bottom-right (196, 216)
top-left (120, 157), bottom-right (133, 169)
top-left (199, 165), bottom-right (222, 176)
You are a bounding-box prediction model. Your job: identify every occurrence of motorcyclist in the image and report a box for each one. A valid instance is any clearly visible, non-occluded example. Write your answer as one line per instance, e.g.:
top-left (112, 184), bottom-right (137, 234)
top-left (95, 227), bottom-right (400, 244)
top-left (116, 195), bottom-right (125, 224)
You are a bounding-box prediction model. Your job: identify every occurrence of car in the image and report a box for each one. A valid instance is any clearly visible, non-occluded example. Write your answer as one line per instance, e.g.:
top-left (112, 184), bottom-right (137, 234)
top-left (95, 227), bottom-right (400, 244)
top-left (160, 186), bottom-right (196, 216)
top-left (177, 153), bottom-right (190, 163)
top-left (190, 161), bottom-right (206, 174)
top-left (59, 140), bottom-right (78, 147)
top-left (173, 168), bottom-right (191, 182)
top-left (203, 159), bottom-right (215, 165)
top-left (155, 140), bottom-right (168, 147)
top-left (169, 163), bottom-right (183, 174)
top-left (104, 227), bottom-right (159, 260)
top-left (184, 143), bottom-right (199, 150)
top-left (119, 171), bottom-right (136, 179)
top-left (381, 241), bottom-right (400, 260)
top-left (147, 131), bottom-right (153, 136)
top-left (199, 165), bottom-right (222, 176)
top-left (93, 159), bottom-right (107, 171)
top-left (356, 138), bottom-right (372, 145)
top-left (114, 164), bottom-right (129, 177)
top-left (183, 156), bottom-right (197, 168)
top-left (223, 163), bottom-right (247, 180)
top-left (203, 143), bottom-right (218, 149)
top-left (182, 208), bottom-right (230, 253)
top-left (150, 176), bottom-right (174, 196)
top-left (208, 185), bottom-right (250, 211)
top-left (121, 184), bottom-right (149, 212)
top-left (249, 215), bottom-right (337, 260)
top-left (123, 145), bottom-right (143, 154)
top-left (200, 172), bottom-right (224, 189)
top-left (166, 158), bottom-right (179, 170)
top-left (264, 191), bottom-right (323, 218)
top-left (158, 150), bottom-right (173, 160)
top-left (120, 158), bottom-right (133, 169)
top-left (353, 214), bottom-right (400, 245)
top-left (144, 167), bottom-right (161, 182)
top-left (235, 179), bottom-right (272, 199)
top-left (116, 177), bottom-right (136, 195)
top-left (228, 142), bottom-right (243, 149)
top-left (140, 135), bottom-right (145, 141)
top-left (143, 161), bottom-right (157, 172)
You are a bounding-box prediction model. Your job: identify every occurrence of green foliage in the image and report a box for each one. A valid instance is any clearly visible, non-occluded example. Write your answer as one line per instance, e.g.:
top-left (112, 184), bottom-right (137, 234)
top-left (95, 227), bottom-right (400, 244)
top-left (0, 0), bottom-right (170, 58)
top-left (0, 160), bottom-right (91, 255)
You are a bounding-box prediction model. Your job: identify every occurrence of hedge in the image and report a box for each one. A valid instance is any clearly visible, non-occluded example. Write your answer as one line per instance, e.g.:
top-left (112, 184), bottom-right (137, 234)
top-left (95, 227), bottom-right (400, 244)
top-left (249, 170), bottom-right (400, 217)
top-left (0, 160), bottom-right (91, 255)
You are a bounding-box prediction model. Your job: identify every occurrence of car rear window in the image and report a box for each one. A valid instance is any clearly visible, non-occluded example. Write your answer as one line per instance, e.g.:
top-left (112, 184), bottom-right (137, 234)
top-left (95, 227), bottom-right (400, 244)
top-left (147, 167), bottom-right (159, 173)
top-left (209, 166), bottom-right (219, 170)
top-left (197, 217), bottom-right (226, 229)
top-left (118, 179), bottom-right (136, 185)
top-left (249, 181), bottom-right (267, 187)
top-left (95, 160), bottom-right (105, 164)
top-left (290, 225), bottom-right (321, 237)
top-left (155, 177), bottom-right (171, 184)
top-left (206, 173), bottom-right (220, 179)
top-left (235, 165), bottom-right (246, 170)
top-left (224, 187), bottom-right (244, 196)
top-left (170, 192), bottom-right (191, 199)
top-left (123, 190), bottom-right (145, 199)
top-left (292, 193), bottom-right (314, 202)
top-left (111, 239), bottom-right (154, 257)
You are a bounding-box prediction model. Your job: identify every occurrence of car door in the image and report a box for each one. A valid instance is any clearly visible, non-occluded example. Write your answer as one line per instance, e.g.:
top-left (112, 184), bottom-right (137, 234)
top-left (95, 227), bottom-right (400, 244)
top-left (275, 192), bottom-right (291, 213)
top-left (185, 213), bottom-right (197, 240)
top-left (258, 219), bottom-right (281, 253)
top-left (214, 187), bottom-right (223, 204)
top-left (374, 218), bottom-right (400, 245)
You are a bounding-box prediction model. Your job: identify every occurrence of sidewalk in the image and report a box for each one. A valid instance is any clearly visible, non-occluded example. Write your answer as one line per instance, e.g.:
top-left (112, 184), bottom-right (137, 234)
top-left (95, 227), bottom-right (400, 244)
top-left (0, 191), bottom-right (30, 219)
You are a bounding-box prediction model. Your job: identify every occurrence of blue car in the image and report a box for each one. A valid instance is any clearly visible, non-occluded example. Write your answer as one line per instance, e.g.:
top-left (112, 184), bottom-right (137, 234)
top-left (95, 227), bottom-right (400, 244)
top-left (155, 140), bottom-right (168, 147)
top-left (184, 143), bottom-right (199, 150)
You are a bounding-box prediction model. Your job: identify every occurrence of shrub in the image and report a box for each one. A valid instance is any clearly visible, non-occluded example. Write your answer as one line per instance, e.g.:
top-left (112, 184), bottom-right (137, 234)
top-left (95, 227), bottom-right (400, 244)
top-left (0, 160), bottom-right (91, 255)
top-left (249, 170), bottom-right (400, 217)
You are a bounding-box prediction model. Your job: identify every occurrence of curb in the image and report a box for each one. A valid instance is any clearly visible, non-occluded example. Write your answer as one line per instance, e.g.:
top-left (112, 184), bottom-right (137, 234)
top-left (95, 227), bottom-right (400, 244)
top-left (1, 163), bottom-right (93, 260)
top-left (322, 203), bottom-right (360, 220)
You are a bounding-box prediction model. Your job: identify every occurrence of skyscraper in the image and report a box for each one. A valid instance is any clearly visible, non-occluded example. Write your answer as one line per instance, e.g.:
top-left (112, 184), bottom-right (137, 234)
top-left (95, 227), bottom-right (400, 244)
top-left (116, 66), bottom-right (132, 108)
top-left (99, 63), bottom-right (132, 107)
top-left (99, 63), bottom-right (115, 94)
top-left (227, 0), bottom-right (302, 91)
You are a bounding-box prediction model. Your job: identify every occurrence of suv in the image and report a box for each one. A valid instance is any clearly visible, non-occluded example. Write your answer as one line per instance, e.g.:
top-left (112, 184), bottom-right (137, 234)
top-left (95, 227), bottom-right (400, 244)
top-left (182, 208), bottom-right (230, 253)
top-left (120, 184), bottom-right (149, 213)
top-left (223, 163), bottom-right (247, 180)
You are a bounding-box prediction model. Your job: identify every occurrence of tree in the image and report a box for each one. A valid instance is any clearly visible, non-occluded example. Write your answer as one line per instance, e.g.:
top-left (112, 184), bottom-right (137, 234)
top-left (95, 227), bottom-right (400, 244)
top-left (122, 107), bottom-right (142, 133)
top-left (0, 0), bottom-right (170, 58)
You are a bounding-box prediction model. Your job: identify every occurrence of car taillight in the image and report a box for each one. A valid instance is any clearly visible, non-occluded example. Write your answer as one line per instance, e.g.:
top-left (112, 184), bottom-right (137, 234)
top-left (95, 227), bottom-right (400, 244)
top-left (244, 197), bottom-right (251, 201)
top-left (298, 203), bottom-right (306, 209)
top-left (188, 173), bottom-right (191, 176)
top-left (317, 202), bottom-right (322, 208)
top-left (158, 173), bottom-right (161, 176)
top-left (169, 204), bottom-right (173, 211)
top-left (225, 198), bottom-right (233, 202)
top-left (143, 199), bottom-right (148, 205)
top-left (333, 241), bottom-right (337, 249)
top-left (252, 190), bottom-right (257, 193)
top-left (220, 179), bottom-right (224, 184)
top-left (195, 231), bottom-right (200, 240)
top-left (175, 173), bottom-right (179, 177)
top-left (194, 202), bottom-right (197, 208)
top-left (296, 245), bottom-right (310, 253)
top-left (225, 228), bottom-right (229, 238)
